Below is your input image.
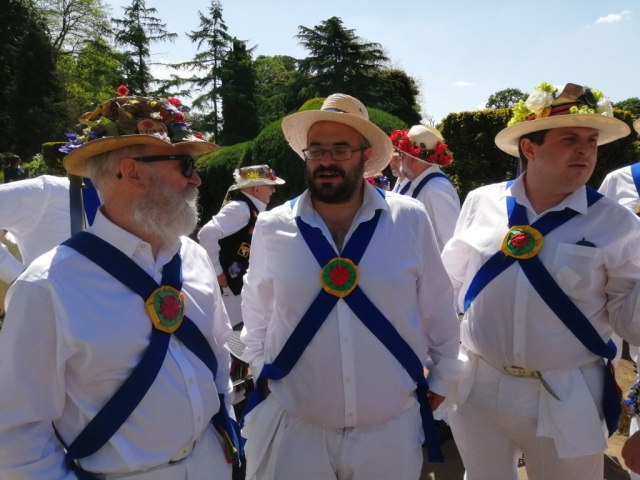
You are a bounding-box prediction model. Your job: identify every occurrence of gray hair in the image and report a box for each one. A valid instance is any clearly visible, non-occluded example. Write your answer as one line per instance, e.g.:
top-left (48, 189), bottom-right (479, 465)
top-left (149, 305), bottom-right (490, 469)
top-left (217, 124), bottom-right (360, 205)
top-left (86, 145), bottom-right (145, 192)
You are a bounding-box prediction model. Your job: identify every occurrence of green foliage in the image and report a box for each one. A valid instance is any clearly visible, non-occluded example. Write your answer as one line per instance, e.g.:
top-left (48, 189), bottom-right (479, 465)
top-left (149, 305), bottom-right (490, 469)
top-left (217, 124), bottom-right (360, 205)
top-left (486, 88), bottom-right (528, 109)
top-left (615, 97), bottom-right (640, 116)
top-left (368, 108), bottom-right (407, 134)
top-left (367, 69), bottom-right (421, 126)
top-left (41, 142), bottom-right (67, 172)
top-left (298, 98), bottom-right (325, 111)
top-left (196, 141), bottom-right (253, 223)
top-left (440, 109), bottom-right (516, 201)
top-left (112, 0), bottom-right (177, 95)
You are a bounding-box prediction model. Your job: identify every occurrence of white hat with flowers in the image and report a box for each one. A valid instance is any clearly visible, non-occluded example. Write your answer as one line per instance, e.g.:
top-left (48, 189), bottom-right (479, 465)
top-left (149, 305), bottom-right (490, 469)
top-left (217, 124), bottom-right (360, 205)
top-left (495, 82), bottom-right (630, 157)
top-left (390, 125), bottom-right (453, 166)
top-left (227, 165), bottom-right (285, 191)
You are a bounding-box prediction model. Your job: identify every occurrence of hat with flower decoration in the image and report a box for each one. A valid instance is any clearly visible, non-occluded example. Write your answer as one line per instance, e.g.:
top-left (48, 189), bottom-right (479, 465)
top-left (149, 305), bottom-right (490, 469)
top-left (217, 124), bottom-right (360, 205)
top-left (227, 164), bottom-right (285, 191)
top-left (62, 85), bottom-right (217, 177)
top-left (390, 125), bottom-right (453, 166)
top-left (495, 82), bottom-right (630, 157)
top-left (281, 93), bottom-right (394, 178)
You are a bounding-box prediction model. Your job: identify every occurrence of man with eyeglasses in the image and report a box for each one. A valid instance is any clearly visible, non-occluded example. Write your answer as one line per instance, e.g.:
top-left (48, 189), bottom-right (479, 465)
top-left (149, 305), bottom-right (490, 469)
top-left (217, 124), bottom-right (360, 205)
top-left (240, 94), bottom-right (461, 479)
top-left (0, 94), bottom-right (238, 479)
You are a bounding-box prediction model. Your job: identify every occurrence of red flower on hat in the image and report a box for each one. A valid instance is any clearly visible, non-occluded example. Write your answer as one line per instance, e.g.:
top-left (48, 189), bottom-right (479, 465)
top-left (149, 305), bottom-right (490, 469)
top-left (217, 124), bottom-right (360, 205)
top-left (142, 120), bottom-right (154, 129)
top-left (426, 141), bottom-right (453, 166)
top-left (160, 295), bottom-right (180, 320)
top-left (117, 85), bottom-right (129, 97)
top-left (173, 111), bottom-right (185, 123)
top-left (159, 109), bottom-right (170, 121)
top-left (330, 265), bottom-right (351, 287)
top-left (195, 132), bottom-right (203, 139)
top-left (167, 97), bottom-right (182, 107)
top-left (390, 130), bottom-right (422, 158)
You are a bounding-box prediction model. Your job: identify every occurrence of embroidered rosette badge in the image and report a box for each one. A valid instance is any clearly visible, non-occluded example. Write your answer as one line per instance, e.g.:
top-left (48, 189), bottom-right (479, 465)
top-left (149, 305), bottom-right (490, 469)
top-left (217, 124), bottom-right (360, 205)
top-left (145, 286), bottom-right (185, 333)
top-left (320, 257), bottom-right (359, 297)
top-left (501, 225), bottom-right (544, 259)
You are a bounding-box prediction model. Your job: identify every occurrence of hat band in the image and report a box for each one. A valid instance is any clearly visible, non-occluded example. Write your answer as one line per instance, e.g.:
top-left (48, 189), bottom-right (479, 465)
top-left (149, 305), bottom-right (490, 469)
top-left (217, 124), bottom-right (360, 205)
top-left (525, 102), bottom-right (581, 122)
top-left (323, 108), bottom-right (347, 113)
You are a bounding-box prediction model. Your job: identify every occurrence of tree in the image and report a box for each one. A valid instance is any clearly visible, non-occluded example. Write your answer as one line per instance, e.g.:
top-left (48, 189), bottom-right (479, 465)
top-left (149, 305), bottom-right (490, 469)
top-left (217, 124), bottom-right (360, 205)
top-left (296, 17), bottom-right (389, 99)
top-left (167, 0), bottom-right (231, 143)
top-left (615, 97), bottom-right (640, 116)
top-left (36, 0), bottom-right (112, 57)
top-left (0, 0), bottom-right (66, 159)
top-left (219, 38), bottom-right (259, 145)
top-left (486, 88), bottom-right (528, 109)
top-left (112, 0), bottom-right (177, 95)
top-left (367, 69), bottom-right (421, 125)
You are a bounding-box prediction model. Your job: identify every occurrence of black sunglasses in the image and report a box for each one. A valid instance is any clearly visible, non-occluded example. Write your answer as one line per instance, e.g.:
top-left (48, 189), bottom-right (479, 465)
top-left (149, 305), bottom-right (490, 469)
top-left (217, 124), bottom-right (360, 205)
top-left (133, 155), bottom-right (195, 178)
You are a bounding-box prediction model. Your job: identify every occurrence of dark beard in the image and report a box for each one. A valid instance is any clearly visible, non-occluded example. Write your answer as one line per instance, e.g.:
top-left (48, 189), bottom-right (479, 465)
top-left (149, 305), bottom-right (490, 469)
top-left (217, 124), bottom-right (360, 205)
top-left (305, 159), bottom-right (365, 204)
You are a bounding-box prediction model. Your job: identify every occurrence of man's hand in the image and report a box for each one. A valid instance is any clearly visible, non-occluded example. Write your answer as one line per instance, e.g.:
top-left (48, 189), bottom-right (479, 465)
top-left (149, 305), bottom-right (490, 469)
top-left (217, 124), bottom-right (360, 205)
top-left (623, 430), bottom-right (640, 473)
top-left (426, 391), bottom-right (446, 411)
top-left (217, 273), bottom-right (228, 287)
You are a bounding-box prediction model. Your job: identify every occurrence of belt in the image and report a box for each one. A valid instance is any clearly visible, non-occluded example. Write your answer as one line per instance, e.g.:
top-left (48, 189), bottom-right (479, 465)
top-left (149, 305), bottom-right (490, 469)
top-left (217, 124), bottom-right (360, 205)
top-left (479, 356), bottom-right (602, 401)
top-left (169, 439), bottom-right (197, 463)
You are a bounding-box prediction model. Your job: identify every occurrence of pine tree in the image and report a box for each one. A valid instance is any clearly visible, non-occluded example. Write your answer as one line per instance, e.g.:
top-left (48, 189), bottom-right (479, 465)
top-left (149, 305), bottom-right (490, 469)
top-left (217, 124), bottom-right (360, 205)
top-left (112, 0), bottom-right (177, 95)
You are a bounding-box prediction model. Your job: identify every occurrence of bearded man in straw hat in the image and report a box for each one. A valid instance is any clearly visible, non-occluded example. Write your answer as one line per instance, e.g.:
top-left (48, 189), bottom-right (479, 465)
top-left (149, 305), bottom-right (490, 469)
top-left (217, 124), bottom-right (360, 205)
top-left (441, 82), bottom-right (640, 480)
top-left (198, 165), bottom-right (284, 328)
top-left (239, 93), bottom-right (461, 479)
top-left (391, 125), bottom-right (460, 251)
top-left (0, 91), bottom-right (238, 479)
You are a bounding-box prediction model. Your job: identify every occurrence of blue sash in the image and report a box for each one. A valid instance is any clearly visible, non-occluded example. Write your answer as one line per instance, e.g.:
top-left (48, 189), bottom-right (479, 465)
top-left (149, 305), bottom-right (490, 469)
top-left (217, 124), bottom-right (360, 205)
top-left (399, 181), bottom-right (412, 195)
top-left (60, 232), bottom-right (241, 471)
top-left (411, 172), bottom-right (450, 199)
top-left (82, 178), bottom-right (100, 226)
top-left (463, 183), bottom-right (621, 436)
top-left (630, 163), bottom-right (640, 216)
top-left (242, 194), bottom-right (444, 462)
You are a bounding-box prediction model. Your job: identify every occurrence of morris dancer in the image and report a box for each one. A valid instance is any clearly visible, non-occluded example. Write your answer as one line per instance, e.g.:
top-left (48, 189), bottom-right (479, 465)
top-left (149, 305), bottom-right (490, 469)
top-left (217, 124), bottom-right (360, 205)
top-left (442, 82), bottom-right (640, 480)
top-left (241, 94), bottom-right (461, 479)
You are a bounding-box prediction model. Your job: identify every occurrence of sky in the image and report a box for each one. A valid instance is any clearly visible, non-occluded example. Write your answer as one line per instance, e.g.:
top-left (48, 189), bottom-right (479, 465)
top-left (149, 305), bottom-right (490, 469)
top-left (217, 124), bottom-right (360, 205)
top-left (105, 0), bottom-right (640, 124)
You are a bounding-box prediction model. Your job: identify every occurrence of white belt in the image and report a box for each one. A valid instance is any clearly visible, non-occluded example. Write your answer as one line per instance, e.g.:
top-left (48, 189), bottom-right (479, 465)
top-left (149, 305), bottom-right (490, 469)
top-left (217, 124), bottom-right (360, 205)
top-left (169, 439), bottom-right (197, 463)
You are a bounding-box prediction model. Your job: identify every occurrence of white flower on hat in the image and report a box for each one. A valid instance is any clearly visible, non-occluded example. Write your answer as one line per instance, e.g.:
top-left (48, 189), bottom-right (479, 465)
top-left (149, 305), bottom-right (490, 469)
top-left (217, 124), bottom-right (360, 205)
top-left (233, 168), bottom-right (242, 183)
top-left (596, 96), bottom-right (613, 117)
top-left (525, 90), bottom-right (554, 116)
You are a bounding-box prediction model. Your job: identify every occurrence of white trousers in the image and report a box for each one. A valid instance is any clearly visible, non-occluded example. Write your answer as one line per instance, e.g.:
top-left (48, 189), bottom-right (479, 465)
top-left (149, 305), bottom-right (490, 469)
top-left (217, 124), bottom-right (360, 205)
top-left (243, 394), bottom-right (423, 480)
top-left (221, 293), bottom-right (243, 327)
top-left (99, 424), bottom-right (231, 480)
top-left (449, 357), bottom-right (604, 480)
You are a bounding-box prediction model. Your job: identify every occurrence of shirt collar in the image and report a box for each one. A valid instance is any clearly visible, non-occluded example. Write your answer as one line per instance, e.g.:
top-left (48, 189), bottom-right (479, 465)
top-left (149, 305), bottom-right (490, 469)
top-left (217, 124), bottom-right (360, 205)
top-left (243, 193), bottom-right (268, 212)
top-left (503, 174), bottom-right (589, 216)
top-left (88, 208), bottom-right (182, 260)
top-left (293, 180), bottom-right (390, 225)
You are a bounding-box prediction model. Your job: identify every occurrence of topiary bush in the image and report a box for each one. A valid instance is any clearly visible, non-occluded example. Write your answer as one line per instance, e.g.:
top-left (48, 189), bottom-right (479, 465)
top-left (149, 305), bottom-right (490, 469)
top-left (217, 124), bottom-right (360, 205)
top-left (42, 142), bottom-right (67, 172)
top-left (298, 98), bottom-right (325, 112)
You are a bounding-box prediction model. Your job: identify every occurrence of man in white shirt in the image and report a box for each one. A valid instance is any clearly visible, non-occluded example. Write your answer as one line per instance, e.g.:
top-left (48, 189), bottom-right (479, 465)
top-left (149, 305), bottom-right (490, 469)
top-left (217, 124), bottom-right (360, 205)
top-left (198, 165), bottom-right (284, 327)
top-left (442, 82), bottom-right (640, 480)
top-left (599, 118), bottom-right (640, 478)
top-left (391, 125), bottom-right (460, 251)
top-left (0, 94), bottom-right (235, 479)
top-left (240, 93), bottom-right (461, 480)
top-left (389, 150), bottom-right (410, 193)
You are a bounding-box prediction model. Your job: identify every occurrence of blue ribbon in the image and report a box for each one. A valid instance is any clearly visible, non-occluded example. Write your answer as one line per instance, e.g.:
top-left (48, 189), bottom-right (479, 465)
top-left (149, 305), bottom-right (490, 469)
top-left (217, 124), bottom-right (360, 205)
top-left (61, 232), bottom-right (241, 466)
top-left (630, 162), bottom-right (640, 217)
top-left (399, 181), bottom-right (412, 195)
top-left (243, 195), bottom-right (444, 462)
top-left (463, 184), bottom-right (621, 435)
top-left (411, 172), bottom-right (449, 199)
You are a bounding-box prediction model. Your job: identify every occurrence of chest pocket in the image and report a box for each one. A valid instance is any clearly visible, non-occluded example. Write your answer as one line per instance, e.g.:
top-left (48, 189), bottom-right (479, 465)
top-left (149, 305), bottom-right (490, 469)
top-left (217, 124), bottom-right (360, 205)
top-left (552, 242), bottom-right (604, 292)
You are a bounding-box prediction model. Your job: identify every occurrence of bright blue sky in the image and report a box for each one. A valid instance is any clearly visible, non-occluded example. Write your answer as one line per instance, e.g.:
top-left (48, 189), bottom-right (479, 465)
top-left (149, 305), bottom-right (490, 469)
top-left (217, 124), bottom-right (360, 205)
top-left (107, 0), bottom-right (640, 124)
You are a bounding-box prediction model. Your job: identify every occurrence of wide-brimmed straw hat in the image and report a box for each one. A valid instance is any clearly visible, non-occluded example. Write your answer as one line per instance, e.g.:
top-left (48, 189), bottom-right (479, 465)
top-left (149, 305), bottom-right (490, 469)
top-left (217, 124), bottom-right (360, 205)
top-left (281, 93), bottom-right (393, 177)
top-left (634, 119), bottom-right (640, 135)
top-left (390, 125), bottom-right (453, 166)
top-left (495, 82), bottom-right (630, 157)
top-left (227, 165), bottom-right (285, 191)
top-left (62, 88), bottom-right (218, 177)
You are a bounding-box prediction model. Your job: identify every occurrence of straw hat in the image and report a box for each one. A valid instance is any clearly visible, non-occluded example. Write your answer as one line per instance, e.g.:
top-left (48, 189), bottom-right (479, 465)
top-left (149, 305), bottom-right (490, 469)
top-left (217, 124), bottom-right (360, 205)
top-left (634, 119), bottom-right (640, 135)
top-left (390, 125), bottom-right (453, 166)
top-left (62, 91), bottom-right (218, 177)
top-left (227, 165), bottom-right (285, 191)
top-left (281, 94), bottom-right (393, 177)
top-left (495, 82), bottom-right (630, 157)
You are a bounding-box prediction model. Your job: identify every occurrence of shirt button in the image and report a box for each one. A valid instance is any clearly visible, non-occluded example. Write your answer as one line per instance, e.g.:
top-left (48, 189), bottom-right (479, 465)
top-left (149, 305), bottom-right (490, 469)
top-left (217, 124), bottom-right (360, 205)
top-left (345, 377), bottom-right (351, 383)
top-left (197, 416), bottom-right (202, 423)
top-left (516, 353), bottom-right (522, 358)
top-left (342, 338), bottom-right (349, 344)
top-left (171, 342), bottom-right (177, 349)
top-left (188, 378), bottom-right (194, 385)
top-left (347, 413), bottom-right (354, 417)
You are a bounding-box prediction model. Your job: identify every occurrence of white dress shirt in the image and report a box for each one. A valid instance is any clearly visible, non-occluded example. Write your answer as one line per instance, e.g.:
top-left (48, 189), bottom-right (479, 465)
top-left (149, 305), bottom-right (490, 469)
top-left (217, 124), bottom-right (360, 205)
top-left (198, 193), bottom-right (267, 276)
top-left (0, 175), bottom-right (72, 282)
top-left (0, 209), bottom-right (233, 478)
top-left (442, 175), bottom-right (640, 456)
top-left (242, 182), bottom-right (461, 429)
top-left (406, 165), bottom-right (460, 251)
top-left (392, 177), bottom-right (410, 193)
top-left (599, 164), bottom-right (640, 213)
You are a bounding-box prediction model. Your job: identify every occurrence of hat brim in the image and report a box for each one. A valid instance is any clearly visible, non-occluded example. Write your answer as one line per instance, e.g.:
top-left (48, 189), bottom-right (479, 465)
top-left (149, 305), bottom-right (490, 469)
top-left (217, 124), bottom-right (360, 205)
top-left (281, 110), bottom-right (394, 177)
top-left (63, 135), bottom-right (219, 177)
top-left (634, 119), bottom-right (640, 135)
top-left (495, 114), bottom-right (630, 157)
top-left (228, 177), bottom-right (286, 191)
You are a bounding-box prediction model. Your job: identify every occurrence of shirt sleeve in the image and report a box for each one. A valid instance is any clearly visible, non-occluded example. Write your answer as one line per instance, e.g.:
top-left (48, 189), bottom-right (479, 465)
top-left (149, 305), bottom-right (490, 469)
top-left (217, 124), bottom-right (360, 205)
top-left (198, 201), bottom-right (251, 276)
top-left (0, 178), bottom-right (44, 236)
top-left (416, 209), bottom-right (462, 396)
top-left (0, 242), bottom-right (25, 283)
top-left (419, 180), bottom-right (460, 252)
top-left (0, 279), bottom-right (75, 479)
top-left (240, 217), bottom-right (274, 378)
